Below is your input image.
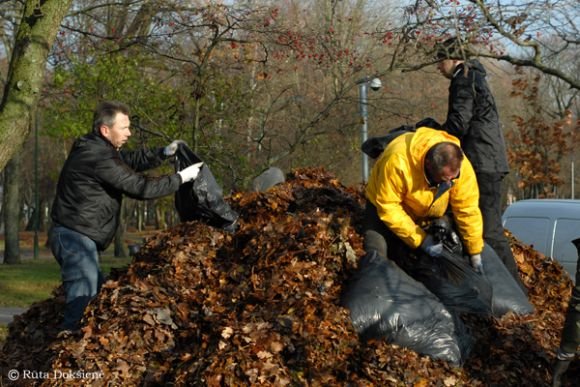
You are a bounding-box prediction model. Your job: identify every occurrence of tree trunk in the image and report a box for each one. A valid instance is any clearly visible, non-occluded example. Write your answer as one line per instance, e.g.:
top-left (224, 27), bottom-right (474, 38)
top-left (3, 155), bottom-right (21, 264)
top-left (137, 200), bottom-right (144, 232)
top-left (23, 199), bottom-right (45, 232)
top-left (114, 202), bottom-right (127, 258)
top-left (0, 0), bottom-right (73, 171)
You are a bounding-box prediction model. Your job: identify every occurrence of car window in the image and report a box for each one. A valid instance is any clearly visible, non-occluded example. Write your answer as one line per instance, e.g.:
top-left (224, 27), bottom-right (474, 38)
top-left (504, 217), bottom-right (551, 255)
top-left (553, 219), bottom-right (580, 264)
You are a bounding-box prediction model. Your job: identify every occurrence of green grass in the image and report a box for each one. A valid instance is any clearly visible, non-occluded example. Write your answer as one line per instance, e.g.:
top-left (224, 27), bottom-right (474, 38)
top-left (0, 325), bottom-right (7, 345)
top-left (0, 255), bottom-right (132, 308)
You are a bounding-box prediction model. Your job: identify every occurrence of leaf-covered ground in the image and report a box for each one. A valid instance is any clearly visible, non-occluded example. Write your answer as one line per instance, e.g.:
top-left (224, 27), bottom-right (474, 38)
top-left (0, 168), bottom-right (577, 386)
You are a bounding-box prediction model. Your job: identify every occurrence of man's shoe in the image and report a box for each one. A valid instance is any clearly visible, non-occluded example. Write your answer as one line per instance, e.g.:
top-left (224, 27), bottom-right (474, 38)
top-left (57, 329), bottom-right (80, 339)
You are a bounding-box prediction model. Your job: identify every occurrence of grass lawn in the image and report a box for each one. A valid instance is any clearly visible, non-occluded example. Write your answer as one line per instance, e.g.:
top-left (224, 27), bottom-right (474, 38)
top-left (0, 325), bottom-right (7, 344)
top-left (0, 230), bottom-right (154, 308)
top-left (0, 231), bottom-right (154, 348)
top-left (0, 255), bottom-right (132, 308)
top-left (0, 254), bottom-right (133, 349)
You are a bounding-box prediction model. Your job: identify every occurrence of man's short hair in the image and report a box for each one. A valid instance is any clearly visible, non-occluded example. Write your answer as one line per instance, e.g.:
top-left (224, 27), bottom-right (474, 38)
top-left (434, 36), bottom-right (471, 60)
top-left (92, 101), bottom-right (130, 134)
top-left (426, 142), bottom-right (464, 173)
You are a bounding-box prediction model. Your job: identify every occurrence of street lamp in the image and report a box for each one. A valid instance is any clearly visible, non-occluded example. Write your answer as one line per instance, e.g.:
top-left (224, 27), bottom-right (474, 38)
top-left (357, 76), bottom-right (382, 183)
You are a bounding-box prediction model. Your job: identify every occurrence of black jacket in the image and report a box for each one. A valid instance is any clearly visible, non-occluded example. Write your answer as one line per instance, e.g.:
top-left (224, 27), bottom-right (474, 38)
top-left (442, 59), bottom-right (510, 175)
top-left (51, 133), bottom-right (182, 250)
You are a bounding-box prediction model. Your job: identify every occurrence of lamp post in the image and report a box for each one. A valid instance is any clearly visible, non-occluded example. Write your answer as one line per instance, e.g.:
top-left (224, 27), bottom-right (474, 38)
top-left (357, 76), bottom-right (382, 183)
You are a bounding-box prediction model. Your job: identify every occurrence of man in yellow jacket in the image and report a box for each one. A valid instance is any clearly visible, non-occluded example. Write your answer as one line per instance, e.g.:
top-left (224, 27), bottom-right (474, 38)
top-left (364, 127), bottom-right (484, 271)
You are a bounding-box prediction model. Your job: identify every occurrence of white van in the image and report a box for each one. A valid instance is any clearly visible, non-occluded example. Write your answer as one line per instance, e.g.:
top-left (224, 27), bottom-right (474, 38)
top-left (502, 199), bottom-right (580, 284)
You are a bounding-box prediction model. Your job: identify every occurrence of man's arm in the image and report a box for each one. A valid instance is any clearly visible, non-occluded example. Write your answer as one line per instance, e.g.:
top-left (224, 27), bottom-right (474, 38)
top-left (96, 152), bottom-right (181, 200)
top-left (441, 71), bottom-right (475, 139)
top-left (120, 147), bottom-right (166, 172)
top-left (373, 158), bottom-right (428, 249)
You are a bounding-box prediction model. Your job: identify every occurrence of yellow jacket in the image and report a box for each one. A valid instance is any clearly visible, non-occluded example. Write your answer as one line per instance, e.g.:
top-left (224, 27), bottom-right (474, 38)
top-left (365, 127), bottom-right (483, 255)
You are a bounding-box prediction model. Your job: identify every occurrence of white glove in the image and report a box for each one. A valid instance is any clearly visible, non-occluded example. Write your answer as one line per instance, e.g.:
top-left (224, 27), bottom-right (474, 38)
top-left (470, 254), bottom-right (483, 274)
top-left (178, 162), bottom-right (203, 183)
top-left (164, 140), bottom-right (187, 156)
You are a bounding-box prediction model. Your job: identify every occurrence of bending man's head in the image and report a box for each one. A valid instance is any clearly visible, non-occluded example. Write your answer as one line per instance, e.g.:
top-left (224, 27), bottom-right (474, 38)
top-left (424, 142), bottom-right (463, 185)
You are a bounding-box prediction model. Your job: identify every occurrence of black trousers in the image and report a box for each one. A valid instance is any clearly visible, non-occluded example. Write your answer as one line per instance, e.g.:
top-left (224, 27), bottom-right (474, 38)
top-left (361, 201), bottom-right (403, 260)
top-left (560, 254), bottom-right (580, 353)
top-left (476, 172), bottom-right (520, 282)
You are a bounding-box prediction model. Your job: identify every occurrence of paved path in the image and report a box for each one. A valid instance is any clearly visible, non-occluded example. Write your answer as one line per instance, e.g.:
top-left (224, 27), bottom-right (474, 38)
top-left (0, 307), bottom-right (27, 325)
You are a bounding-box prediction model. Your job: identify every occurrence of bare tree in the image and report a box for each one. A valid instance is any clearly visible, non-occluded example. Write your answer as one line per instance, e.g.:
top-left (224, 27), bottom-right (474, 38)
top-left (378, 0), bottom-right (579, 90)
top-left (0, 1), bottom-right (73, 264)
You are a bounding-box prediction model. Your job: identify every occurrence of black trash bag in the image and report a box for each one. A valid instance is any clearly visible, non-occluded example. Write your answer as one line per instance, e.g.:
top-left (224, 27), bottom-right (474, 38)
top-left (406, 250), bottom-right (494, 316)
top-left (415, 117), bottom-right (442, 130)
top-left (361, 125), bottom-right (416, 159)
top-left (481, 244), bottom-right (534, 317)
top-left (391, 218), bottom-right (494, 316)
top-left (252, 167), bottom-right (285, 192)
top-left (341, 251), bottom-right (473, 365)
top-left (174, 144), bottom-right (239, 231)
top-left (361, 118), bottom-right (442, 159)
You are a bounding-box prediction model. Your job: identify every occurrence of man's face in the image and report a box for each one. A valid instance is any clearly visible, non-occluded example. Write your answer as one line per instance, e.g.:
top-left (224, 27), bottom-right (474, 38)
top-left (100, 112), bottom-right (131, 149)
top-left (437, 59), bottom-right (457, 79)
top-left (435, 164), bottom-right (460, 184)
top-left (426, 159), bottom-right (461, 185)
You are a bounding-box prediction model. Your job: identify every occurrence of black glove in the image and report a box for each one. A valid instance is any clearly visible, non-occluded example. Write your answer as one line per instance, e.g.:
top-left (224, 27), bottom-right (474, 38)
top-left (420, 234), bottom-right (444, 257)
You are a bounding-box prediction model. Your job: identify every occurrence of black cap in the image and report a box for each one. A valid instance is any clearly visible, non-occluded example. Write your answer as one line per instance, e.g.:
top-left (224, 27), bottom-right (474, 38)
top-left (434, 37), bottom-right (471, 60)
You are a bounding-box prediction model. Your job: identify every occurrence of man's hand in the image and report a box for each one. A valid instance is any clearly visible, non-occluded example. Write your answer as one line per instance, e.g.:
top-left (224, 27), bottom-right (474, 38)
top-left (164, 140), bottom-right (187, 156)
top-left (470, 254), bottom-right (483, 274)
top-left (178, 162), bottom-right (203, 183)
top-left (420, 234), bottom-right (444, 257)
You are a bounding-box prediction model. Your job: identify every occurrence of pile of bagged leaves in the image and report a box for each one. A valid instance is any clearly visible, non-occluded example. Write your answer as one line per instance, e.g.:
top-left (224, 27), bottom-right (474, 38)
top-left (1, 168), bottom-right (578, 386)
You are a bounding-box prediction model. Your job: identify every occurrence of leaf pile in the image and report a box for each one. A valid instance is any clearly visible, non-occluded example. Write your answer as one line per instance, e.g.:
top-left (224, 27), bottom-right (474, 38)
top-left (1, 167), bottom-right (578, 386)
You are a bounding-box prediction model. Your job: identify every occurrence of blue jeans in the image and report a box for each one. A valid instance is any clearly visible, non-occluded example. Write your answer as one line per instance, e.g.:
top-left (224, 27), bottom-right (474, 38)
top-left (49, 225), bottom-right (104, 330)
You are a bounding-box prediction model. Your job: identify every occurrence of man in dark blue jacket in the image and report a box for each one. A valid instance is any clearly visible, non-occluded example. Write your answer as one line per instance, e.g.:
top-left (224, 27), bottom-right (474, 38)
top-left (432, 37), bottom-right (522, 286)
top-left (50, 101), bottom-right (202, 333)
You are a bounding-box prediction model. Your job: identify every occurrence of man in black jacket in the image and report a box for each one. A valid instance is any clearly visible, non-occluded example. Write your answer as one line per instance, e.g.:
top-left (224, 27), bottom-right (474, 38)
top-left (552, 241), bottom-right (579, 386)
top-left (50, 101), bottom-right (202, 333)
top-left (432, 37), bottom-right (522, 285)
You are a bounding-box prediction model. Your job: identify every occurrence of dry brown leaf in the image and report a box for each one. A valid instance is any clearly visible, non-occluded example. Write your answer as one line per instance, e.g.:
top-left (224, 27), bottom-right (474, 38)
top-left (1, 168), bottom-right (577, 386)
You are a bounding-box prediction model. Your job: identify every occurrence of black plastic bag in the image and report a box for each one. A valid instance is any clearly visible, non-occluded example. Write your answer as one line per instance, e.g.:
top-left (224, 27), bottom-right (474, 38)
top-left (386, 220), bottom-right (494, 317)
top-left (393, 217), bottom-right (494, 316)
top-left (361, 118), bottom-right (443, 159)
top-left (402, 250), bottom-right (494, 316)
top-left (482, 244), bottom-right (534, 316)
top-left (361, 125), bottom-right (415, 159)
top-left (252, 167), bottom-right (285, 192)
top-left (414, 117), bottom-right (442, 130)
top-left (341, 251), bottom-right (473, 365)
top-left (174, 144), bottom-right (239, 231)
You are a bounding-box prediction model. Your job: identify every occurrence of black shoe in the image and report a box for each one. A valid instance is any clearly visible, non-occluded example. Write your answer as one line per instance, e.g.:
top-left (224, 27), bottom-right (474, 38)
top-left (223, 219), bottom-right (238, 233)
top-left (57, 329), bottom-right (80, 339)
top-left (552, 359), bottom-right (572, 387)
